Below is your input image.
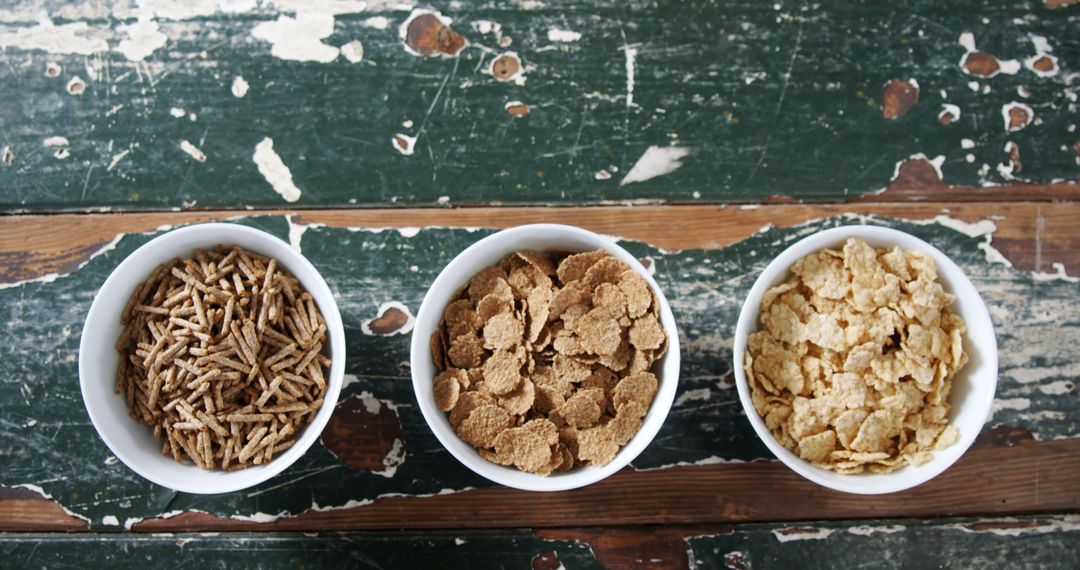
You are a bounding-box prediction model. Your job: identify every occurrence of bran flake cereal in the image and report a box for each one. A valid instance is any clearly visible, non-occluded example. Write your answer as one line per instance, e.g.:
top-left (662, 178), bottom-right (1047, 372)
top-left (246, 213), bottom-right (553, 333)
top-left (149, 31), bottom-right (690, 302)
top-left (433, 249), bottom-right (667, 475)
top-left (745, 238), bottom-right (968, 474)
top-left (116, 245), bottom-right (330, 470)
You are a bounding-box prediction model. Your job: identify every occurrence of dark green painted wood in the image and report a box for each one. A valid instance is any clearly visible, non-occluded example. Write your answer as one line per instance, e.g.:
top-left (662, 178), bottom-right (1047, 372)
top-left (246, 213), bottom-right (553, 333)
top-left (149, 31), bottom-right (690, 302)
top-left (0, 516), bottom-right (1077, 569)
top-left (0, 1), bottom-right (1077, 211)
top-left (0, 216), bottom-right (1075, 525)
top-left (686, 515), bottom-right (1080, 569)
top-left (0, 530), bottom-right (601, 569)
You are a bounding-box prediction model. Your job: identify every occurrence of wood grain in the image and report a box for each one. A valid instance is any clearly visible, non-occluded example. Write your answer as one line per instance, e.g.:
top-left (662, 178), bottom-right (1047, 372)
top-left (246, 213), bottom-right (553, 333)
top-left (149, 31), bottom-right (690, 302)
top-left (7, 438), bottom-right (1047, 531)
top-left (1, 202), bottom-right (1077, 281)
top-left (0, 487), bottom-right (88, 532)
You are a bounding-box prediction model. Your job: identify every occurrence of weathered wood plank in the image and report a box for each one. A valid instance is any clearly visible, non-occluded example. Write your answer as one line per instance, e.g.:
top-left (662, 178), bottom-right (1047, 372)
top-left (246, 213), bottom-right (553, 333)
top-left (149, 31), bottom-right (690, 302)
top-left (117, 439), bottom-right (1080, 531)
top-left (2, 203), bottom-right (1078, 278)
top-left (1, 213), bottom-right (1076, 530)
top-left (0, 530), bottom-right (603, 569)
top-left (1, 515), bottom-right (1077, 569)
top-left (0, 1), bottom-right (1077, 211)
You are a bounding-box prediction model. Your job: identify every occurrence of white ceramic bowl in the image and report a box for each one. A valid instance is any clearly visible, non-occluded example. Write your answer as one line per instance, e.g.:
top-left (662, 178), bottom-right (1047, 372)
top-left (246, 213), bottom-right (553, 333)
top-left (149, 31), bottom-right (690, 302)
top-left (734, 225), bottom-right (998, 494)
top-left (410, 224), bottom-right (681, 491)
top-left (79, 223), bottom-right (345, 494)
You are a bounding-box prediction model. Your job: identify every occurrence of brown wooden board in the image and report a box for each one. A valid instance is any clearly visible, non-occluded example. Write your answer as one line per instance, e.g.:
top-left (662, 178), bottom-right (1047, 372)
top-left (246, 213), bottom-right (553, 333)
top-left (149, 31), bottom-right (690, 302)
top-left (0, 205), bottom-right (1076, 533)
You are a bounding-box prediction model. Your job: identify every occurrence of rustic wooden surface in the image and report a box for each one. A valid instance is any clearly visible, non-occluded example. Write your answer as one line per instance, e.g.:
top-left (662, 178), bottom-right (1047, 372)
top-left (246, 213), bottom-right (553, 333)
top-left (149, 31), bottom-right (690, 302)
top-left (0, 1), bottom-right (1078, 210)
top-left (1, 0), bottom-right (1079, 567)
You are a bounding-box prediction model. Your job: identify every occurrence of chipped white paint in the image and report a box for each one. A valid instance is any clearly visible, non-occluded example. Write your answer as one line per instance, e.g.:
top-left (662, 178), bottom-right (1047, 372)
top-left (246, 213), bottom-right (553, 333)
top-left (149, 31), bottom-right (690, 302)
top-left (772, 527), bottom-right (835, 543)
top-left (43, 136), bottom-right (70, 148)
top-left (123, 0), bottom-right (231, 20)
top-left (472, 20), bottom-right (501, 35)
top-left (1032, 263), bottom-right (1079, 283)
top-left (402, 119), bottom-right (414, 128)
top-left (958, 32), bottom-right (1019, 78)
top-left (674, 387), bottom-right (712, 407)
top-left (169, 107), bottom-right (186, 118)
top-left (965, 154), bottom-right (976, 163)
top-left (998, 59), bottom-right (1021, 75)
top-left (486, 51), bottom-right (526, 85)
top-left (341, 373), bottom-right (361, 390)
top-left (847, 525), bottom-right (906, 536)
top-left (392, 133), bottom-right (417, 156)
top-left (107, 147), bottom-right (132, 171)
top-left (547, 28), bottom-right (582, 42)
top-left (360, 301), bottom-right (416, 336)
top-left (1002, 101), bottom-right (1034, 132)
top-left (923, 214), bottom-right (1012, 268)
top-left (582, 91), bottom-right (622, 103)
top-left (0, 15), bottom-right (108, 55)
top-left (179, 139), bottom-right (207, 162)
top-left (1025, 54), bottom-right (1059, 78)
top-left (998, 141), bottom-right (1019, 181)
top-left (951, 515), bottom-right (1080, 537)
top-left (267, 0), bottom-right (367, 14)
top-left (66, 76), bottom-right (86, 95)
top-left (932, 215), bottom-right (995, 238)
top-left (360, 16), bottom-right (391, 29)
top-left (961, 138), bottom-right (975, 149)
top-left (1038, 380), bottom-right (1076, 396)
top-left (252, 137), bottom-right (302, 202)
top-left (991, 397), bottom-right (1031, 417)
top-left (958, 32), bottom-right (976, 53)
top-left (743, 71), bottom-right (767, 85)
top-left (375, 438), bottom-right (406, 478)
top-left (620, 145), bottom-right (691, 186)
top-left (623, 45), bottom-right (638, 109)
top-left (1029, 34), bottom-right (1053, 55)
top-left (45, 61), bottom-right (61, 77)
top-left (230, 511), bottom-right (287, 523)
top-left (252, 13), bottom-right (340, 63)
top-left (358, 390), bottom-right (386, 414)
top-left (231, 75), bottom-right (249, 98)
top-left (594, 169), bottom-right (612, 180)
top-left (436, 195), bottom-right (450, 205)
top-left (285, 215), bottom-right (322, 252)
top-left (117, 17), bottom-right (167, 61)
top-left (939, 103), bottom-right (961, 124)
top-left (967, 80), bottom-right (980, 92)
top-left (102, 515), bottom-right (120, 526)
top-left (637, 455), bottom-right (745, 471)
top-left (340, 40), bottom-right (364, 63)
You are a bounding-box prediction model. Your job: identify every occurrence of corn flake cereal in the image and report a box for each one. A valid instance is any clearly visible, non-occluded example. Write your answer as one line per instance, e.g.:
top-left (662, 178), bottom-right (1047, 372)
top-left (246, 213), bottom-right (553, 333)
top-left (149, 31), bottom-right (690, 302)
top-left (745, 238), bottom-right (968, 474)
top-left (433, 249), bottom-right (667, 475)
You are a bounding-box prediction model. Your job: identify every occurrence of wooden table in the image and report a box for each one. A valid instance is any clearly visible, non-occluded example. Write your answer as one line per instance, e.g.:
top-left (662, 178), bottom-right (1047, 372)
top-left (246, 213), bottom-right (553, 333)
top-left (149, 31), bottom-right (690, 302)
top-left (2, 1), bottom-right (1079, 567)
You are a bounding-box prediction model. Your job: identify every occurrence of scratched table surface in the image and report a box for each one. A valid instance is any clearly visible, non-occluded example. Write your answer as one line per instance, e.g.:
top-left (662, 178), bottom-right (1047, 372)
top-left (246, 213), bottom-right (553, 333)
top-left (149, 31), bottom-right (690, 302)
top-left (1, 0), bottom-right (1079, 568)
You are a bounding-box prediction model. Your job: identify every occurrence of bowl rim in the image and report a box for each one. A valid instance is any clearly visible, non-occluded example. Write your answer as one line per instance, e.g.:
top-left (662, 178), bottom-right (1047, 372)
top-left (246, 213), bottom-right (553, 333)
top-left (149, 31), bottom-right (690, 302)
top-left (409, 223), bottom-right (681, 491)
top-left (733, 224), bottom-right (998, 494)
top-left (78, 222), bottom-right (346, 494)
